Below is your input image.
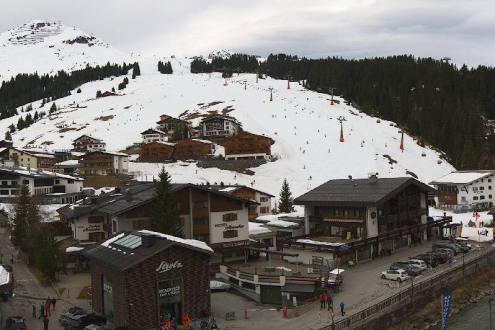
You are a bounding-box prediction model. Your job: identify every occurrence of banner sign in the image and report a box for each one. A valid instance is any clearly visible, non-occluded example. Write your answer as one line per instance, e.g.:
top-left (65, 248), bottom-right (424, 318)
top-left (441, 290), bottom-right (452, 330)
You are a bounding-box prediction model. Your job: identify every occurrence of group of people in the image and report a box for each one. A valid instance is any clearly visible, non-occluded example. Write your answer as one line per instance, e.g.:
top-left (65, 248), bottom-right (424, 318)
top-left (33, 297), bottom-right (57, 330)
top-left (319, 291), bottom-right (345, 317)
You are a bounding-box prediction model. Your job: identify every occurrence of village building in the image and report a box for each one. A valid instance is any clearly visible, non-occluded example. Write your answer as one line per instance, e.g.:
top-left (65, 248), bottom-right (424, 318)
top-left (140, 128), bottom-right (168, 144)
top-left (79, 151), bottom-right (129, 176)
top-left (291, 176), bottom-right (450, 264)
top-left (211, 185), bottom-right (273, 220)
top-left (53, 159), bottom-right (79, 175)
top-left (223, 131), bottom-right (275, 160)
top-left (57, 183), bottom-right (256, 261)
top-left (0, 167), bottom-right (83, 202)
top-left (85, 230), bottom-right (212, 329)
top-left (8, 147), bottom-right (56, 171)
top-left (429, 170), bottom-right (495, 210)
top-left (72, 135), bottom-right (106, 152)
top-left (200, 114), bottom-right (241, 138)
top-left (139, 141), bottom-right (175, 162)
top-left (173, 139), bottom-right (213, 161)
top-left (0, 140), bottom-right (13, 148)
top-left (156, 115), bottom-right (190, 140)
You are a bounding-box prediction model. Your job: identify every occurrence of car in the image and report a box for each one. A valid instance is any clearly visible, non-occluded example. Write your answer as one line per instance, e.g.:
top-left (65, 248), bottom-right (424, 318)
top-left (405, 259), bottom-right (428, 271)
top-left (433, 247), bottom-right (457, 258)
top-left (381, 269), bottom-right (409, 282)
top-left (429, 250), bottom-right (449, 263)
top-left (433, 242), bottom-right (462, 254)
top-left (59, 307), bottom-right (88, 326)
top-left (5, 316), bottom-right (27, 330)
top-left (389, 262), bottom-right (423, 276)
top-left (63, 313), bottom-right (106, 330)
top-left (453, 242), bottom-right (470, 253)
top-left (413, 254), bottom-right (439, 268)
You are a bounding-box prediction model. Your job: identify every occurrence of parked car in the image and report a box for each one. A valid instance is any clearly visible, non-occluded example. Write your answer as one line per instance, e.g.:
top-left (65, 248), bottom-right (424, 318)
top-left (5, 316), bottom-right (27, 330)
top-left (413, 254), bottom-right (439, 268)
top-left (453, 242), bottom-right (471, 253)
top-left (59, 307), bottom-right (88, 326)
top-left (405, 259), bottom-right (428, 271)
top-left (433, 242), bottom-right (462, 255)
top-left (381, 269), bottom-right (409, 282)
top-left (433, 247), bottom-right (457, 258)
top-left (63, 313), bottom-right (106, 330)
top-left (429, 249), bottom-right (449, 262)
top-left (389, 262), bottom-right (423, 276)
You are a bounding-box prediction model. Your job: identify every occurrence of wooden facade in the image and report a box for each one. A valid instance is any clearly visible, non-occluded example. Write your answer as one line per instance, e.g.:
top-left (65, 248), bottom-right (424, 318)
top-left (79, 151), bottom-right (128, 176)
top-left (173, 139), bottom-right (212, 161)
top-left (223, 131), bottom-right (274, 160)
top-left (72, 135), bottom-right (106, 152)
top-left (139, 142), bottom-right (175, 162)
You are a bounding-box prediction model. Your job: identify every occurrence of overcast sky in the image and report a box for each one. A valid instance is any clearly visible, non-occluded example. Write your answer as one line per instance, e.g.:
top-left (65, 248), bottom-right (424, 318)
top-left (2, 0), bottom-right (494, 66)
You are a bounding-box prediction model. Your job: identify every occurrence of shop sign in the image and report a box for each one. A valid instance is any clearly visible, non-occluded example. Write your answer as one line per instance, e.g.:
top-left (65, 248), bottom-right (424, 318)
top-left (103, 282), bottom-right (112, 294)
top-left (214, 223), bottom-right (245, 229)
top-left (156, 260), bottom-right (183, 273)
top-left (221, 240), bottom-right (250, 248)
top-left (159, 285), bottom-right (181, 298)
top-left (81, 224), bottom-right (102, 232)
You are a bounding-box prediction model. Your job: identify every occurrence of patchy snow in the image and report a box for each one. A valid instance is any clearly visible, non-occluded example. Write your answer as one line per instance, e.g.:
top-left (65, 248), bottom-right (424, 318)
top-left (296, 239), bottom-right (346, 247)
top-left (430, 171), bottom-right (495, 185)
top-left (276, 266), bottom-right (292, 272)
top-left (139, 229), bottom-right (213, 253)
top-left (249, 222), bottom-right (273, 236)
top-left (65, 246), bottom-right (84, 253)
top-left (0, 265), bottom-right (10, 286)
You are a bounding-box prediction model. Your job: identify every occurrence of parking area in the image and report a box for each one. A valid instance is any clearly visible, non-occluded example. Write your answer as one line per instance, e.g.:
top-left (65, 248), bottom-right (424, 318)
top-left (212, 239), bottom-right (489, 330)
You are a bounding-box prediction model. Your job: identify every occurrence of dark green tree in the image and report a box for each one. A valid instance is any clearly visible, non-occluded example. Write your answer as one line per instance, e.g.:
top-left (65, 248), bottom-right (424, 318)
top-left (33, 227), bottom-right (59, 281)
top-left (49, 102), bottom-right (57, 114)
top-left (132, 62), bottom-right (141, 79)
top-left (278, 179), bottom-right (295, 213)
top-left (150, 168), bottom-right (183, 237)
top-left (11, 184), bottom-right (31, 251)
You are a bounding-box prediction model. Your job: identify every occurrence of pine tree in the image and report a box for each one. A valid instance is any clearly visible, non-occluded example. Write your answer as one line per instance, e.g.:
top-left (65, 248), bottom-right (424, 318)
top-left (278, 178), bottom-right (295, 213)
top-left (150, 168), bottom-right (183, 237)
top-left (4, 130), bottom-right (11, 141)
top-left (49, 102), bottom-right (57, 114)
top-left (132, 62), bottom-right (141, 79)
top-left (12, 184), bottom-right (31, 251)
top-left (96, 90), bottom-right (102, 98)
top-left (33, 227), bottom-right (59, 281)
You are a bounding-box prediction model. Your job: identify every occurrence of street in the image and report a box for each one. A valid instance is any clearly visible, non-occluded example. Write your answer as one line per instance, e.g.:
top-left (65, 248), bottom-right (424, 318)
top-left (0, 231), bottom-right (90, 330)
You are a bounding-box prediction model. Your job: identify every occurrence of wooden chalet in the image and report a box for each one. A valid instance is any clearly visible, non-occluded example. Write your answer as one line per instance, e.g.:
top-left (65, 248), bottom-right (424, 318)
top-left (173, 139), bottom-right (212, 161)
top-left (139, 141), bottom-right (175, 162)
top-left (72, 135), bottom-right (106, 152)
top-left (223, 131), bottom-right (274, 160)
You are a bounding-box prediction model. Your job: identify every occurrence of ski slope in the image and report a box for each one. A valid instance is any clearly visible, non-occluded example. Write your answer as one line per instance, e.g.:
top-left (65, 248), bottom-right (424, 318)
top-left (0, 21), bottom-right (455, 197)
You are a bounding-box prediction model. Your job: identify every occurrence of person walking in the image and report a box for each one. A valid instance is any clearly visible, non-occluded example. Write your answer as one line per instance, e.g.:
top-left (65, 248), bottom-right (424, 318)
top-left (340, 301), bottom-right (345, 316)
top-left (42, 315), bottom-right (49, 330)
top-left (319, 291), bottom-right (326, 310)
top-left (327, 294), bottom-right (333, 312)
top-left (51, 297), bottom-right (57, 311)
top-left (32, 304), bottom-right (36, 318)
top-left (45, 298), bottom-right (51, 317)
top-left (38, 303), bottom-right (44, 319)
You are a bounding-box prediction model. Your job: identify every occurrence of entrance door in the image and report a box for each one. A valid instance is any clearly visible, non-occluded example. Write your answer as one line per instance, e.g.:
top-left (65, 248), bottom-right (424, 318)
top-left (159, 280), bottom-right (182, 324)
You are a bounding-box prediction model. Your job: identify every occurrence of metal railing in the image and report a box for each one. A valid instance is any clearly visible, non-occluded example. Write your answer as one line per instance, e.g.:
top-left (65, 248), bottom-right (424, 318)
top-left (321, 247), bottom-right (495, 330)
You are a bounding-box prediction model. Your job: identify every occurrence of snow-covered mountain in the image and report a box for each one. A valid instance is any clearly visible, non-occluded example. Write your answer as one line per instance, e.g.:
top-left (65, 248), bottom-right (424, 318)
top-left (0, 20), bottom-right (128, 80)
top-left (0, 21), bottom-right (455, 197)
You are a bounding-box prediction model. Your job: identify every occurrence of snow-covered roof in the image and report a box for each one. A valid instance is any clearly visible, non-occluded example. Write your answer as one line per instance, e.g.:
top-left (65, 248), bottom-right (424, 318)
top-left (0, 265), bottom-right (10, 286)
top-left (66, 246), bottom-right (84, 253)
top-left (296, 238), bottom-right (346, 247)
top-left (139, 230), bottom-right (213, 253)
top-left (263, 219), bottom-right (300, 229)
top-left (0, 166), bottom-right (83, 181)
top-left (249, 222), bottom-right (273, 236)
top-left (430, 171), bottom-right (495, 185)
top-left (55, 159), bottom-right (79, 166)
top-left (256, 211), bottom-right (304, 222)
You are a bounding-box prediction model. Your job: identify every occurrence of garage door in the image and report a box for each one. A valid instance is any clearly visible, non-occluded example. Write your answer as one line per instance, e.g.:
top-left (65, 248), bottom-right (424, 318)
top-left (260, 285), bottom-right (281, 305)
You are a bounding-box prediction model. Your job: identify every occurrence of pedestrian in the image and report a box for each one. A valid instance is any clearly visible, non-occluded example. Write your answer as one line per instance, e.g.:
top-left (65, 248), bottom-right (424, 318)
top-left (319, 291), bottom-right (326, 310)
top-left (32, 304), bottom-right (36, 318)
top-left (10, 254), bottom-right (13, 265)
top-left (51, 297), bottom-right (56, 310)
top-left (327, 295), bottom-right (333, 312)
top-left (340, 301), bottom-right (345, 316)
top-left (42, 315), bottom-right (49, 330)
top-left (38, 303), bottom-right (44, 319)
top-left (45, 298), bottom-right (51, 317)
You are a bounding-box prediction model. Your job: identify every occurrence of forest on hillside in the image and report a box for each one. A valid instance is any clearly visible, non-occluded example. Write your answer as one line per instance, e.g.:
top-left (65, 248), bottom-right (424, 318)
top-left (191, 54), bottom-right (495, 170)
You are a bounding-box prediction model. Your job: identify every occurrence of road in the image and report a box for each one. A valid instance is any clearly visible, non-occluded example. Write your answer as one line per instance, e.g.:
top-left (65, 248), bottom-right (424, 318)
top-left (212, 240), bottom-right (492, 330)
top-left (0, 231), bottom-right (90, 330)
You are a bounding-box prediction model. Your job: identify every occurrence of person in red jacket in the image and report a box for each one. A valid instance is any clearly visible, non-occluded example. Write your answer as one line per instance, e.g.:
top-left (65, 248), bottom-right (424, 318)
top-left (319, 291), bottom-right (326, 309)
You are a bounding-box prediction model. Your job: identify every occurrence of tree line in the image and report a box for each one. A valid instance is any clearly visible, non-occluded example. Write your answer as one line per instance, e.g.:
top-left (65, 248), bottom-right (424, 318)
top-left (190, 54), bottom-right (259, 74)
top-left (191, 53), bottom-right (495, 169)
top-left (0, 62), bottom-right (137, 122)
top-left (158, 61), bottom-right (173, 74)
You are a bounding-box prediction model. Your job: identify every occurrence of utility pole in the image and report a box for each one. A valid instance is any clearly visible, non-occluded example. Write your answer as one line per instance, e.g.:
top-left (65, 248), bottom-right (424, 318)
top-left (286, 74), bottom-right (291, 90)
top-left (337, 116), bottom-right (346, 143)
top-left (269, 87), bottom-right (273, 102)
top-left (329, 87), bottom-right (336, 105)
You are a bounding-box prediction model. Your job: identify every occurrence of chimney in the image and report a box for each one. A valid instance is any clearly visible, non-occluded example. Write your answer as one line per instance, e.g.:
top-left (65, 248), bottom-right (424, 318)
top-left (368, 173), bottom-right (378, 184)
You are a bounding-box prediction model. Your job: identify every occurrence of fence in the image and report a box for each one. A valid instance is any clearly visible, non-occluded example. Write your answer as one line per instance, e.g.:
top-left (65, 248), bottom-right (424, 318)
top-left (321, 247), bottom-right (495, 330)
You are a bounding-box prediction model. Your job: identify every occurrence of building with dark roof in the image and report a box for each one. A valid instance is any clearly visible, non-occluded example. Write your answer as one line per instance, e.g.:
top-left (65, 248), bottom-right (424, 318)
top-left (72, 135), bottom-right (106, 152)
top-left (140, 128), bottom-right (168, 144)
top-left (58, 182), bottom-right (257, 261)
top-left (85, 230), bottom-right (212, 328)
top-left (223, 131), bottom-right (275, 161)
top-left (291, 176), bottom-right (443, 263)
top-left (200, 114), bottom-right (241, 138)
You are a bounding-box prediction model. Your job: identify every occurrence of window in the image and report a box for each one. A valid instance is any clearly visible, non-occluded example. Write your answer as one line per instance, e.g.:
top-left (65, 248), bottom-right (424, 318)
top-left (260, 196), bottom-right (269, 202)
top-left (489, 195), bottom-right (493, 199)
top-left (480, 195), bottom-right (485, 200)
top-left (55, 179), bottom-right (60, 184)
top-left (489, 186), bottom-right (492, 190)
top-left (1, 181), bottom-right (6, 185)
top-left (473, 187), bottom-right (478, 192)
top-left (222, 213), bottom-right (238, 222)
top-left (480, 186), bottom-right (485, 191)
top-left (489, 179), bottom-right (492, 183)
top-left (473, 196), bottom-right (479, 200)
top-left (22, 180), bottom-right (29, 185)
top-left (0, 190), bottom-right (9, 195)
top-left (259, 206), bottom-right (270, 214)
top-left (223, 230), bottom-right (238, 239)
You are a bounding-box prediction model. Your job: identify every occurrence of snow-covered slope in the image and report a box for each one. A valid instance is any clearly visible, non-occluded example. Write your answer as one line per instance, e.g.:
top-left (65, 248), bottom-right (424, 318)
top-left (0, 20), bottom-right (128, 80)
top-left (0, 54), bottom-right (455, 197)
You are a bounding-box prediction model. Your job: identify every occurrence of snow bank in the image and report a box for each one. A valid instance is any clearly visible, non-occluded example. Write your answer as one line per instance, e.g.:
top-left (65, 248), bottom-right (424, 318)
top-left (0, 265), bottom-right (10, 286)
top-left (65, 246), bottom-right (84, 253)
